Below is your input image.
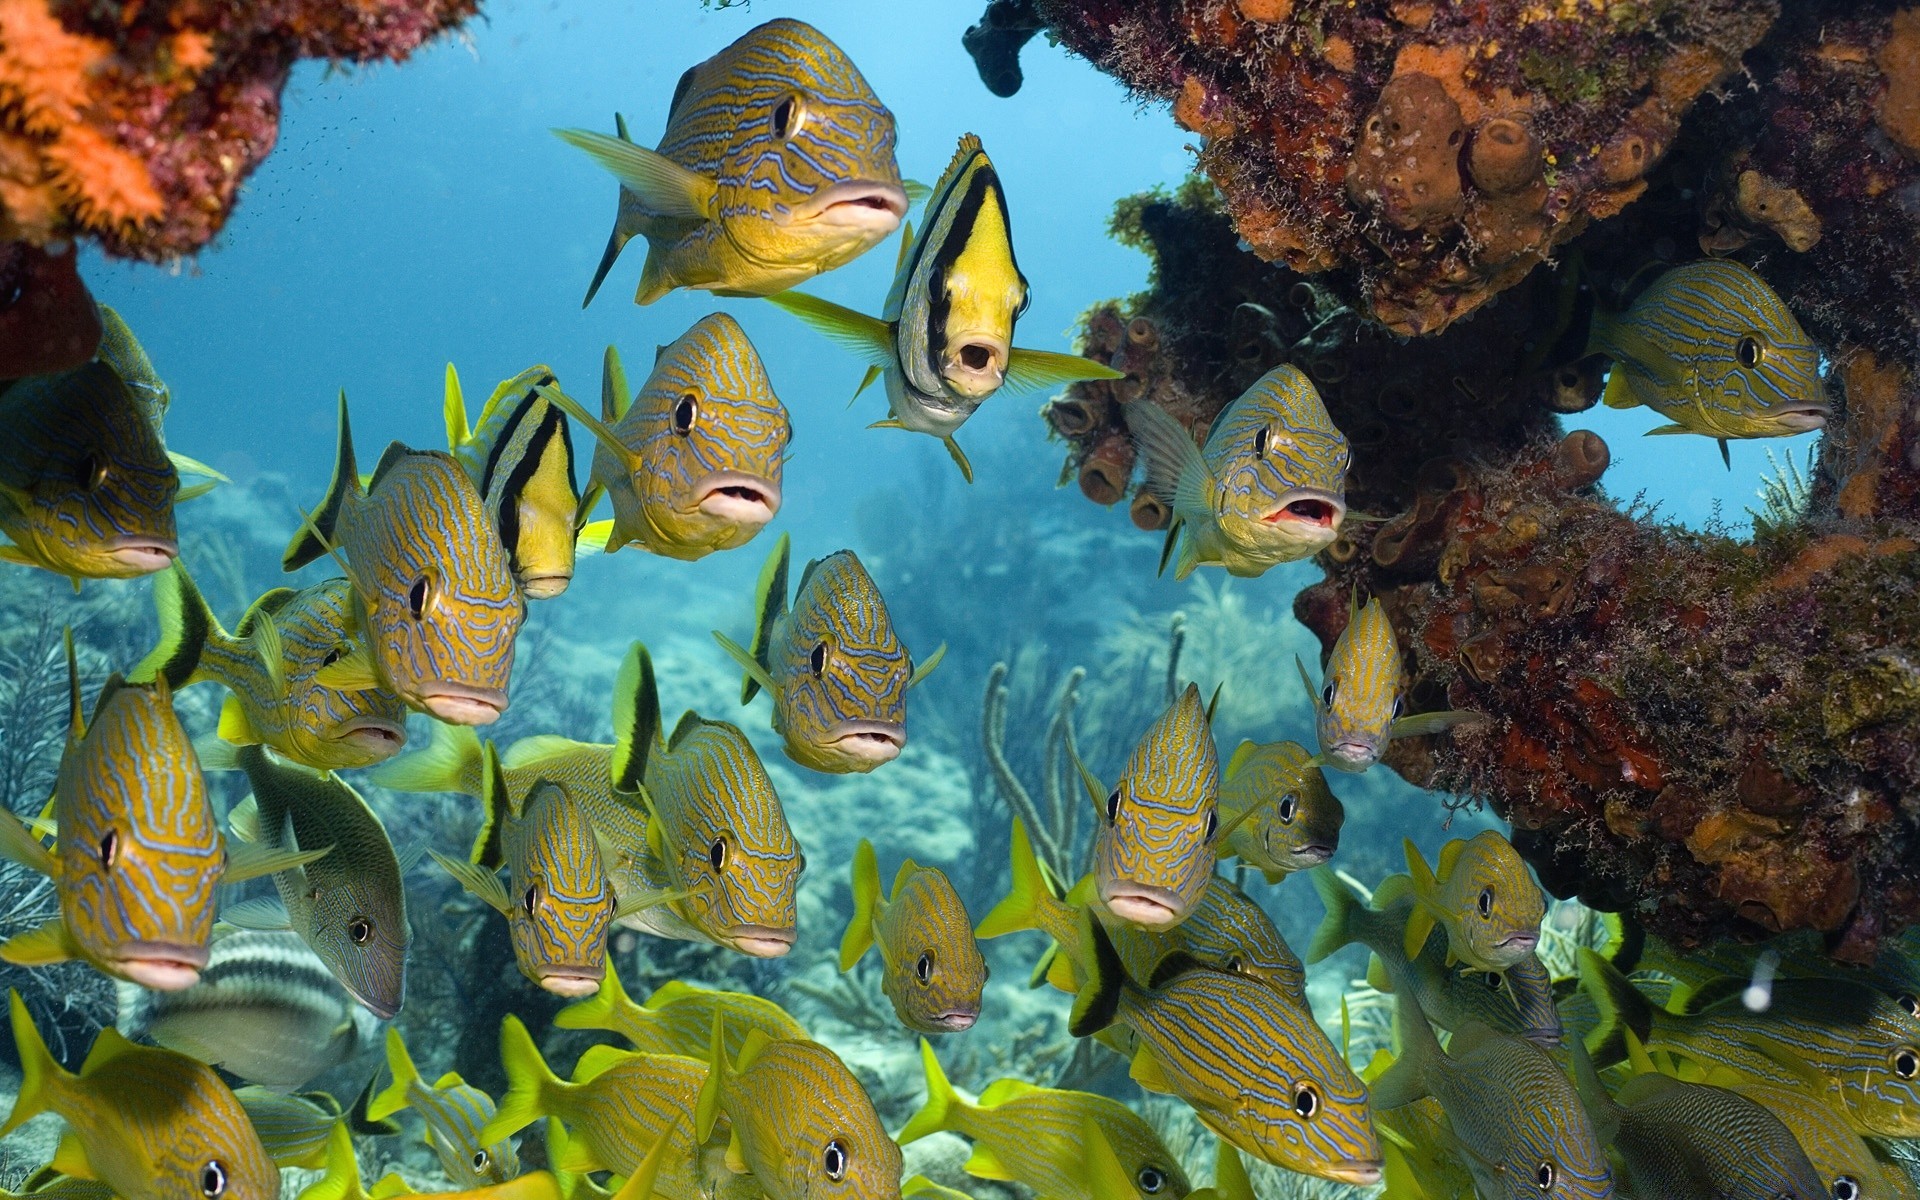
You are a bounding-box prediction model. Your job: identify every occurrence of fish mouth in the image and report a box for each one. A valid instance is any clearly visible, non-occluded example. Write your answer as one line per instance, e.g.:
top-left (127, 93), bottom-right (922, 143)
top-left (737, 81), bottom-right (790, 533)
top-left (335, 717), bottom-right (407, 757)
top-left (1326, 739), bottom-right (1381, 770)
top-left (726, 925), bottom-right (797, 958)
top-left (1101, 883), bottom-right (1188, 929)
top-left (113, 941), bottom-right (210, 991)
top-left (821, 720), bottom-right (905, 765)
top-left (520, 574), bottom-right (572, 601)
top-left (939, 334), bottom-right (1011, 400)
top-left (929, 1008), bottom-right (979, 1032)
top-left (419, 684), bottom-right (508, 727)
top-left (1496, 931), bottom-right (1540, 955)
top-left (535, 966), bottom-right (605, 997)
top-left (105, 535), bottom-right (178, 574)
top-left (1290, 843), bottom-right (1336, 866)
top-left (1770, 406), bottom-right (1830, 433)
top-left (693, 472), bottom-right (781, 527)
top-left (349, 988), bottom-right (402, 1022)
top-left (1317, 1161), bottom-right (1384, 1187)
top-left (785, 181), bottom-right (908, 230)
top-left (1260, 490), bottom-right (1346, 531)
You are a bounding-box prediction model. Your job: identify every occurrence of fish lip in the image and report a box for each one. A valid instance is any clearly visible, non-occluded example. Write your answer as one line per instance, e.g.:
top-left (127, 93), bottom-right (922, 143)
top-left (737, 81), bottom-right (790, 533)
top-left (1771, 407), bottom-right (1829, 432)
top-left (1496, 931), bottom-right (1540, 953)
top-left (939, 333), bottom-right (1011, 400)
top-left (535, 967), bottom-right (605, 997)
top-left (335, 717), bottom-right (407, 756)
top-left (520, 574), bottom-right (572, 600)
top-left (1317, 1161), bottom-right (1383, 1187)
top-left (693, 471), bottom-right (781, 527)
top-left (1327, 739), bottom-right (1380, 768)
top-left (783, 181), bottom-right (908, 229)
top-left (1259, 489), bottom-right (1346, 530)
top-left (112, 942), bottom-right (210, 991)
top-left (929, 1009), bottom-right (979, 1032)
top-left (1100, 884), bottom-right (1187, 929)
top-left (350, 990), bottom-right (402, 1021)
top-left (419, 684), bottom-right (508, 727)
top-left (726, 925), bottom-right (797, 958)
top-left (821, 720), bottom-right (905, 764)
top-left (1290, 843), bottom-right (1336, 866)
top-left (104, 535), bottom-right (179, 573)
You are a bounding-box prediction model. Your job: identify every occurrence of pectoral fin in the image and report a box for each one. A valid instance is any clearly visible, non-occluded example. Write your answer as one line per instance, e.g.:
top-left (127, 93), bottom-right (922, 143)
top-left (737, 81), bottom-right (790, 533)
top-left (313, 643), bottom-right (380, 692)
top-left (0, 918), bottom-right (76, 967)
top-left (224, 840), bottom-right (331, 884)
top-left (1003, 346), bottom-right (1124, 391)
top-left (1389, 710), bottom-right (1487, 740)
top-left (553, 129), bottom-right (716, 220)
top-left (907, 643), bottom-right (947, 689)
top-left (430, 849), bottom-right (512, 916)
top-left (576, 520), bottom-right (615, 555)
top-left (764, 292), bottom-right (894, 365)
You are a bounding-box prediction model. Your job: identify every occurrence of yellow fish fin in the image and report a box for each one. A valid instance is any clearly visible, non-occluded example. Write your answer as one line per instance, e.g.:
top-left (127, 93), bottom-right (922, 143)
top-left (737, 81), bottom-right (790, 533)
top-left (975, 1078), bottom-right (1038, 1108)
top-left (839, 838), bottom-right (881, 971)
top-left (1126, 398), bottom-right (1214, 527)
top-left (0, 918), bottom-right (76, 968)
top-left (609, 1115), bottom-right (676, 1200)
top-left (1223, 739), bottom-right (1258, 781)
top-left (1389, 710), bottom-right (1486, 740)
top-left (246, 609), bottom-right (287, 702)
top-left (1129, 1040), bottom-right (1175, 1094)
top-left (0, 810), bottom-right (56, 878)
top-left (216, 693), bottom-right (262, 746)
top-left (430, 848), bottom-right (511, 917)
top-left (226, 794), bottom-right (260, 843)
top-left (893, 219), bottom-right (916, 273)
top-left (898, 1039), bottom-right (957, 1144)
top-left (48, 1134), bottom-right (93, 1181)
top-left (1644, 423), bottom-right (1693, 436)
top-left (1003, 346), bottom-right (1124, 392)
top-left (902, 178), bottom-right (932, 206)
top-left (1210, 1140), bottom-right (1256, 1200)
top-left (1043, 945), bottom-right (1080, 993)
top-left (1623, 1028), bottom-right (1660, 1077)
top-left (553, 129), bottom-right (716, 220)
top-left (609, 641), bottom-right (660, 795)
top-left (167, 451), bottom-right (229, 491)
top-left (941, 435), bottom-right (975, 485)
top-left (553, 957), bottom-right (631, 1034)
top-left (975, 817), bottom-right (1047, 940)
top-left (444, 363), bottom-right (471, 449)
top-left (575, 520), bottom-right (614, 555)
top-left (313, 642), bottom-right (380, 692)
top-left (734, 1028), bottom-right (773, 1071)
top-left (1261, 868), bottom-right (1286, 885)
top-left (849, 365), bottom-right (883, 408)
top-left (1433, 838), bottom-right (1466, 881)
top-left (282, 392), bottom-right (362, 576)
top-left (0, 542), bottom-right (41, 570)
top-left (1295, 654), bottom-right (1321, 717)
top-left (601, 344), bottom-right (632, 422)
top-left (1365, 952), bottom-right (1393, 993)
top-left (612, 880), bottom-right (689, 923)
top-left (368, 1174), bottom-right (412, 1200)
top-left (762, 291), bottom-right (893, 365)
top-left (962, 1143), bottom-right (1014, 1181)
top-left (723, 1128), bottom-right (748, 1176)
top-left (486, 1015), bottom-right (557, 1147)
top-left (907, 642), bottom-right (947, 689)
top-left (1401, 840), bottom-right (1440, 963)
top-left (223, 838), bottom-right (330, 885)
top-left (174, 479), bottom-right (221, 503)
top-left (694, 1013), bottom-right (728, 1144)
top-left (535, 382), bottom-right (631, 468)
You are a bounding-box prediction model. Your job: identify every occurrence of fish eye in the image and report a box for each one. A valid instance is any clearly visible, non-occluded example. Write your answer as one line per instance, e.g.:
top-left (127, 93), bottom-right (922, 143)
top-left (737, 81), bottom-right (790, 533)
top-left (1477, 887), bottom-right (1494, 918)
top-left (672, 392), bottom-right (699, 436)
top-left (1737, 336), bottom-right (1764, 368)
top-left (1105, 789), bottom-right (1121, 823)
top-left (1278, 792), bottom-right (1299, 823)
top-left (200, 1161), bottom-right (227, 1198)
top-left (915, 950), bottom-right (933, 984)
top-left (98, 829), bottom-right (118, 869)
top-left (1253, 426), bottom-right (1269, 459)
top-left (1900, 993), bottom-right (1919, 1019)
top-left (348, 917), bottom-right (372, 945)
top-left (822, 1137), bottom-right (848, 1181)
top-left (709, 836), bottom-right (728, 872)
top-left (1833, 1176), bottom-right (1860, 1200)
top-left (1204, 809), bottom-right (1218, 841)
top-left (1321, 681), bottom-right (1336, 708)
top-left (808, 641), bottom-right (828, 677)
top-left (522, 883), bottom-right (540, 918)
top-left (1137, 1166), bottom-right (1167, 1194)
top-left (1894, 1048), bottom-right (1919, 1078)
top-left (321, 646), bottom-right (343, 667)
top-left (1225, 955), bottom-right (1244, 973)
top-left (771, 95), bottom-right (803, 141)
top-left (1391, 694), bottom-right (1404, 719)
top-left (407, 576), bottom-right (432, 621)
top-left (1293, 1083), bottom-right (1319, 1119)
top-left (472, 1151), bottom-right (489, 1171)
top-left (1484, 971), bottom-right (1504, 990)
top-left (77, 452), bottom-right (108, 492)
top-left (1535, 1160), bottom-right (1556, 1191)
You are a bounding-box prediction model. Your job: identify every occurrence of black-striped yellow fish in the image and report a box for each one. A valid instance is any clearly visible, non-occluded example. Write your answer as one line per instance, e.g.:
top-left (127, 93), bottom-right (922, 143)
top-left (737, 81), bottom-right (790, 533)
top-left (1084, 683), bottom-right (1219, 930)
top-left (2, 991), bottom-right (278, 1200)
top-left (554, 959), bottom-right (808, 1063)
top-left (695, 1020), bottom-right (902, 1200)
top-left (1589, 259), bottom-right (1828, 465)
top-left (134, 563), bottom-right (408, 771)
top-left (1129, 365), bottom-right (1349, 580)
top-left (1217, 740), bottom-right (1342, 882)
top-left (1401, 831), bottom-right (1545, 972)
top-left (715, 532), bottom-right (942, 773)
top-left (559, 19), bottom-right (906, 307)
top-left (899, 1038), bottom-right (1190, 1200)
top-left (429, 744), bottom-right (615, 998)
top-left (444, 364), bottom-right (579, 601)
top-left (1069, 915), bottom-right (1381, 1185)
top-left (283, 393), bottom-right (524, 727)
top-left (213, 743), bottom-right (409, 1019)
top-left (366, 1026), bottom-right (520, 1187)
top-left (552, 318), bottom-right (787, 562)
top-left (1298, 592), bottom-right (1480, 773)
top-left (840, 838), bottom-right (986, 1033)
top-left (766, 134), bottom-right (1121, 482)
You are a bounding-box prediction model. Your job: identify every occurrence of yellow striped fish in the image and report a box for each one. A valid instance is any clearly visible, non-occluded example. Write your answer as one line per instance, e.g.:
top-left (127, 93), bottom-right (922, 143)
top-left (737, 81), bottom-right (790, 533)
top-left (444, 364), bottom-right (579, 601)
top-left (283, 392), bottom-right (524, 727)
top-left (549, 319), bottom-right (787, 562)
top-left (301, 1120), bottom-right (564, 1200)
top-left (429, 743), bottom-right (615, 997)
top-left (1128, 364), bottom-right (1350, 580)
top-left (899, 1039), bottom-right (1191, 1200)
top-left (2, 991), bottom-right (278, 1200)
top-left (612, 641), bottom-right (802, 956)
top-left (554, 959), bottom-right (807, 1062)
top-left (214, 743), bottom-right (410, 1019)
top-left (1401, 832), bottom-right (1545, 972)
top-left (235, 1087), bottom-right (356, 1169)
top-left (715, 532), bottom-right (942, 773)
top-left (559, 18), bottom-right (905, 307)
top-left (694, 1020), bottom-right (903, 1200)
top-left (366, 1026), bottom-right (520, 1187)
top-left (840, 838), bottom-right (986, 1033)
top-left (1216, 739), bottom-right (1342, 883)
top-left (1083, 872), bottom-right (1305, 1003)
top-left (1085, 683), bottom-right (1219, 929)
top-left (1711, 1072), bottom-right (1920, 1200)
top-left (1298, 592), bottom-right (1480, 773)
top-left (134, 563), bottom-right (408, 771)
top-left (1589, 259), bottom-right (1828, 465)
top-left (766, 133), bottom-right (1121, 482)
top-left (1068, 915), bottom-right (1380, 1185)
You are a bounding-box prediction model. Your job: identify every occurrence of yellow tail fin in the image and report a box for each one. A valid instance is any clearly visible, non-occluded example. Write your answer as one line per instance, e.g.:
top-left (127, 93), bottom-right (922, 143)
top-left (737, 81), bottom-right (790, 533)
top-left (838, 838), bottom-right (882, 971)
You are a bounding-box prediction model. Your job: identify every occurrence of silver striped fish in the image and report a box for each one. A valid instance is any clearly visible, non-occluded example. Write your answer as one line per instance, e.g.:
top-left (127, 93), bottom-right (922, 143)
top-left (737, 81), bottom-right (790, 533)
top-left (552, 316), bottom-right (787, 562)
top-left (840, 838), bottom-right (986, 1033)
top-left (283, 392), bottom-right (524, 727)
top-left (715, 532), bottom-right (942, 774)
top-left (1299, 592), bottom-right (1479, 773)
top-left (445, 364), bottom-right (579, 600)
top-left (559, 19), bottom-right (905, 306)
top-left (1128, 364), bottom-right (1350, 580)
top-left (366, 1026), bottom-right (520, 1187)
top-left (235, 1087), bottom-right (354, 1169)
top-left (1086, 683), bottom-right (1219, 929)
top-left (1217, 739), bottom-right (1342, 882)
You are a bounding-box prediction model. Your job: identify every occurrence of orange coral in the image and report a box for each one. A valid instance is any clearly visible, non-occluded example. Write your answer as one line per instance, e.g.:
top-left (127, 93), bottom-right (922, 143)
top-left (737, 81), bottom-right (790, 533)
top-left (0, 0), bottom-right (107, 134)
top-left (42, 123), bottom-right (162, 234)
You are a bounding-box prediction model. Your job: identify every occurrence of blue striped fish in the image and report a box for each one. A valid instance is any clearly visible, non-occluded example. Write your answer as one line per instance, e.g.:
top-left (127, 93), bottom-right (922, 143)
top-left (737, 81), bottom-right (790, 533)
top-left (1299, 592), bottom-right (1480, 773)
top-left (611, 641), bottom-right (802, 957)
top-left (1712, 1074), bottom-right (1920, 1200)
top-left (1086, 683), bottom-right (1219, 929)
top-left (3, 991), bottom-right (278, 1200)
top-left (1401, 831), bottom-right (1545, 972)
top-left (444, 364), bottom-right (579, 600)
top-left (1589, 259), bottom-right (1828, 465)
top-left (766, 133), bottom-right (1121, 482)
top-left (1217, 740), bottom-right (1342, 882)
top-left (899, 1039), bottom-right (1191, 1200)
top-left (715, 532), bottom-right (942, 773)
top-left (554, 960), bottom-right (808, 1063)
top-left (551, 316), bottom-right (787, 562)
top-left (366, 1026), bottom-right (520, 1187)
top-left (134, 564), bottom-right (408, 771)
top-left (1067, 916), bottom-right (1380, 1185)
top-left (1128, 365), bottom-right (1350, 580)
top-left (1091, 872), bottom-right (1304, 1003)
top-left (283, 392), bottom-right (524, 727)
top-left (558, 19), bottom-right (905, 306)
top-left (840, 838), bottom-right (986, 1033)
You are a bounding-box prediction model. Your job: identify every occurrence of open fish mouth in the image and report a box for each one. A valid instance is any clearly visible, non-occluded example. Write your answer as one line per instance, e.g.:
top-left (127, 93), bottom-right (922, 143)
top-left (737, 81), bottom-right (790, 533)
top-left (1769, 406), bottom-right (1829, 432)
top-left (929, 1008), bottom-right (979, 1032)
top-left (535, 966), bottom-right (605, 997)
top-left (113, 941), bottom-right (210, 991)
top-left (105, 535), bottom-right (179, 573)
top-left (785, 181), bottom-right (908, 229)
top-left (1317, 1161), bottom-right (1384, 1187)
top-left (939, 333), bottom-right (1011, 399)
top-left (335, 717), bottom-right (407, 757)
top-left (1101, 883), bottom-right (1188, 929)
top-left (694, 472), bottom-right (781, 526)
top-left (419, 683), bottom-right (508, 727)
top-left (1327, 739), bottom-right (1381, 768)
top-left (822, 720), bottom-right (905, 764)
top-left (520, 573), bottom-right (572, 601)
top-left (727, 925), bottom-right (797, 958)
top-left (1261, 490), bottom-right (1346, 530)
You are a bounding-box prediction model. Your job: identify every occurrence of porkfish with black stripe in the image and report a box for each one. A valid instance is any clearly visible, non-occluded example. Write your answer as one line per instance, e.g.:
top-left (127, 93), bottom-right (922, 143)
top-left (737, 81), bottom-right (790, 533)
top-left (443, 363), bottom-right (579, 600)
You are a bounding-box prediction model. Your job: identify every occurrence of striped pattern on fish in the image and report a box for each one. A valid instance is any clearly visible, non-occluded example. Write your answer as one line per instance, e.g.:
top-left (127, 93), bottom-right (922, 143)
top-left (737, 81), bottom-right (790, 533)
top-left (368, 1027), bottom-right (520, 1187)
top-left (1100, 874), bottom-right (1303, 1002)
top-left (500, 781), bottom-right (615, 995)
top-left (1091, 683), bottom-right (1219, 929)
top-left (1217, 740), bottom-right (1342, 880)
top-left (554, 961), bottom-right (808, 1062)
top-left (450, 364), bottom-right (578, 599)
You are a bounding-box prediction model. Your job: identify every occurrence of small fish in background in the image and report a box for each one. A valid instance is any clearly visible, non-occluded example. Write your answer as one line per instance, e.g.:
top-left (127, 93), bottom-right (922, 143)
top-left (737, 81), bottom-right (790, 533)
top-left (899, 1039), bottom-right (1191, 1200)
top-left (366, 1026), bottom-right (520, 1187)
top-left (1216, 739), bottom-right (1343, 882)
top-left (1400, 831), bottom-right (1546, 972)
top-left (0, 1170), bottom-right (118, 1200)
top-left (554, 959), bottom-right (808, 1062)
top-left (1127, 364), bottom-right (1350, 580)
top-left (694, 1019), bottom-right (903, 1200)
top-left (282, 392), bottom-right (524, 727)
top-left (1569, 1032), bottom-right (1824, 1200)
top-left (2, 991), bottom-right (279, 1200)
top-left (1298, 592), bottom-right (1481, 773)
top-left (1084, 683), bottom-right (1220, 930)
top-left (116, 929), bottom-right (382, 1092)
top-left (1587, 258), bottom-right (1828, 466)
top-left (1068, 916), bottom-right (1381, 1186)
top-left (429, 743), bottom-right (617, 997)
top-left (236, 1086), bottom-right (386, 1169)
top-left (133, 563), bottom-right (408, 771)
top-left (558, 18), bottom-right (906, 306)
top-left (608, 641), bottom-right (802, 957)
top-left (839, 838), bottom-right (987, 1034)
top-left (1083, 872), bottom-right (1306, 1004)
top-left (443, 363), bottom-right (579, 600)
top-left (300, 1118), bottom-right (568, 1200)
top-left (550, 319), bottom-right (787, 562)
top-left (766, 133), bottom-right (1122, 482)
top-left (714, 532), bottom-right (943, 774)
top-left (209, 743), bottom-right (410, 1019)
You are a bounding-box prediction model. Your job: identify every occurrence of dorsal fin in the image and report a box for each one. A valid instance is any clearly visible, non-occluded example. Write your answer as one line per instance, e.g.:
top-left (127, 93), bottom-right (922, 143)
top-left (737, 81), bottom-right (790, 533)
top-left (63, 628), bottom-right (82, 741)
top-left (366, 442), bottom-right (412, 493)
top-left (283, 392), bottom-right (360, 571)
top-left (741, 534), bottom-right (792, 705)
top-left (667, 711), bottom-right (704, 750)
top-left (609, 642), bottom-right (660, 794)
